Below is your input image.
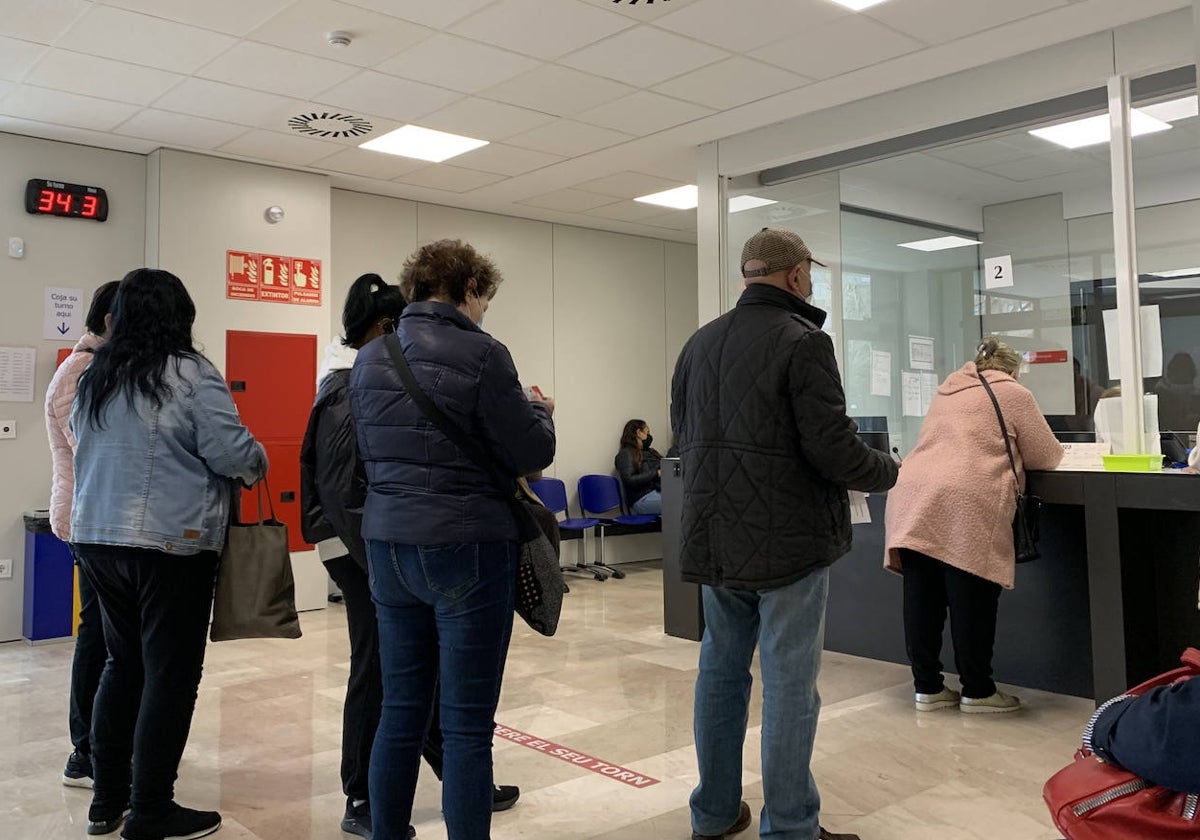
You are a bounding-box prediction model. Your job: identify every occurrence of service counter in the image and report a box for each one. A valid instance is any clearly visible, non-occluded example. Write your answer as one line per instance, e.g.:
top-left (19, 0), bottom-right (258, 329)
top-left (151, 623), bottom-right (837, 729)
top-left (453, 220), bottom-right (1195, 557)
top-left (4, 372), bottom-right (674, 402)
top-left (661, 460), bottom-right (1200, 704)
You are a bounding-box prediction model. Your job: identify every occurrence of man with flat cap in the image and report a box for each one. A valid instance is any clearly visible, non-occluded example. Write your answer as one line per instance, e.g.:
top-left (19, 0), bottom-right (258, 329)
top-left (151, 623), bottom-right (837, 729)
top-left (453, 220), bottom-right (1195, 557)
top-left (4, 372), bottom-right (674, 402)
top-left (671, 228), bottom-right (898, 840)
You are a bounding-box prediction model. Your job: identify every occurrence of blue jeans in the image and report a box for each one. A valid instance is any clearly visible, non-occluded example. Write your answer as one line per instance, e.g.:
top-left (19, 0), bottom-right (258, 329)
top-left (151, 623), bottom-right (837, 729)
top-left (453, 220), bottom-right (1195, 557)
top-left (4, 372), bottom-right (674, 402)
top-left (631, 490), bottom-right (662, 515)
top-left (367, 540), bottom-right (517, 840)
top-left (690, 568), bottom-right (829, 840)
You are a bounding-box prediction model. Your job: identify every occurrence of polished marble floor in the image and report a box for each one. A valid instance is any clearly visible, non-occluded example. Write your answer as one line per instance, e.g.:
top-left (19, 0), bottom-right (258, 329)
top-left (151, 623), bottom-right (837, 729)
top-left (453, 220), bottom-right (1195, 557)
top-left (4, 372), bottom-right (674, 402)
top-left (0, 561), bottom-right (1095, 840)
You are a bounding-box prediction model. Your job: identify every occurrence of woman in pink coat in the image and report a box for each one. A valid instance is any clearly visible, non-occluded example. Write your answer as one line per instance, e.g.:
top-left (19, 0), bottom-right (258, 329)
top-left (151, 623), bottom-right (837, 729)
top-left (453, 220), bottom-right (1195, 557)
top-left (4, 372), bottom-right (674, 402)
top-left (884, 337), bottom-right (1063, 714)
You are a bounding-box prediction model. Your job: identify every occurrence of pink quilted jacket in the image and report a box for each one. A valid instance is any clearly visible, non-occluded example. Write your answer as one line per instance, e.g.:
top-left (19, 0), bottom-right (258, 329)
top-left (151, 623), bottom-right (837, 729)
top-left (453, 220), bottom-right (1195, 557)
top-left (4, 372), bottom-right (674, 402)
top-left (44, 333), bottom-right (103, 541)
top-left (884, 363), bottom-right (1064, 589)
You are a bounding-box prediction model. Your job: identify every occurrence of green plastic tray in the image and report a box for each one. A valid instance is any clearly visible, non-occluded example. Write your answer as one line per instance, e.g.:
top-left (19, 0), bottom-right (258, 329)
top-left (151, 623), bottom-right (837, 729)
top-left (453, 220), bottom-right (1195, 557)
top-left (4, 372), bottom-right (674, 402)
top-left (1101, 453), bottom-right (1162, 473)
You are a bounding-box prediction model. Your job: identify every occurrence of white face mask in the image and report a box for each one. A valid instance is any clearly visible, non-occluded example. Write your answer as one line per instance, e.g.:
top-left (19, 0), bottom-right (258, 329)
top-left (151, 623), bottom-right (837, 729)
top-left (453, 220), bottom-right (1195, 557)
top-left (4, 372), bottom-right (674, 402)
top-left (471, 292), bottom-right (485, 327)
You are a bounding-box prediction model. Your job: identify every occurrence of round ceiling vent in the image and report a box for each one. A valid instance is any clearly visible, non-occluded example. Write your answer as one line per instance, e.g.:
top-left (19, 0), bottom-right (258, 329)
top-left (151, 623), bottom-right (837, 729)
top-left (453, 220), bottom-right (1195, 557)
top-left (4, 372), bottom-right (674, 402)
top-left (287, 112), bottom-right (373, 139)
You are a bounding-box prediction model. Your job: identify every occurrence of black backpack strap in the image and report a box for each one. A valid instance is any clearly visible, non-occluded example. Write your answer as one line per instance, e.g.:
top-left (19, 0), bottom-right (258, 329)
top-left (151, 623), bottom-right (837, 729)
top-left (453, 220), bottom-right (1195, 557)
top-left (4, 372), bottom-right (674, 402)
top-left (382, 332), bottom-right (535, 539)
top-left (977, 371), bottom-right (1020, 488)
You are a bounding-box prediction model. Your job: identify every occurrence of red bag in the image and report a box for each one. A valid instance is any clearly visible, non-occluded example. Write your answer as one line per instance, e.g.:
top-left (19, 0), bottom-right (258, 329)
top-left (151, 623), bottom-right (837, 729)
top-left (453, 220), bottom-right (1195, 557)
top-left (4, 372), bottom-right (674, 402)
top-left (1043, 648), bottom-right (1200, 839)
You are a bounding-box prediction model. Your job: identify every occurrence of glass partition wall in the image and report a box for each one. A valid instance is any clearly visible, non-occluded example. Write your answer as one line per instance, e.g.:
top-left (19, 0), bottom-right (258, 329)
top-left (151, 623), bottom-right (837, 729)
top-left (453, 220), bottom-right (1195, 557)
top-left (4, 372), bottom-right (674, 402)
top-left (721, 68), bottom-right (1198, 458)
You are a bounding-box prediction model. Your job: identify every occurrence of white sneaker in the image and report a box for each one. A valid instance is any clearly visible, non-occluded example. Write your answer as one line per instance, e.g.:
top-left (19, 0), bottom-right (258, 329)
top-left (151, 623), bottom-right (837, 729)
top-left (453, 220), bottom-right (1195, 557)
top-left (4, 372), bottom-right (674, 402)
top-left (960, 691), bottom-right (1021, 714)
top-left (914, 687), bottom-right (961, 712)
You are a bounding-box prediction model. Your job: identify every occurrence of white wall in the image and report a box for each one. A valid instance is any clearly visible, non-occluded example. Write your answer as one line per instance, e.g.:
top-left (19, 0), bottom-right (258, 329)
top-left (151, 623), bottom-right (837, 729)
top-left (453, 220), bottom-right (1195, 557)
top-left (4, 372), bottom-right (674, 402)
top-left (148, 150), bottom-right (333, 611)
top-left (330, 190), bottom-right (698, 564)
top-left (0, 132), bottom-right (146, 642)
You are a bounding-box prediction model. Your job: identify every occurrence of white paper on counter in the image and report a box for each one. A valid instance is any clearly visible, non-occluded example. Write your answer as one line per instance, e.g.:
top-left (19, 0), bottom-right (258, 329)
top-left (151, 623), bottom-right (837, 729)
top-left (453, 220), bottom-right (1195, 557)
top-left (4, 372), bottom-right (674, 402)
top-left (1102, 305), bottom-right (1163, 379)
top-left (902, 371), bottom-right (922, 417)
top-left (870, 350), bottom-right (892, 397)
top-left (0, 346), bottom-right (36, 402)
top-left (849, 491), bottom-right (871, 524)
top-left (1055, 441), bottom-right (1111, 470)
top-left (908, 335), bottom-right (935, 371)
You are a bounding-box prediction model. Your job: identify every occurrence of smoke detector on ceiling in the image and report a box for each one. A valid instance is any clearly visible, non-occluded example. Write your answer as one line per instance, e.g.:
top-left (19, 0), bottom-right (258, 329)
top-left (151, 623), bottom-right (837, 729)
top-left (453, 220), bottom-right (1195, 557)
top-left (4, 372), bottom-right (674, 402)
top-left (326, 30), bottom-right (352, 47)
top-left (287, 112), bottom-right (374, 139)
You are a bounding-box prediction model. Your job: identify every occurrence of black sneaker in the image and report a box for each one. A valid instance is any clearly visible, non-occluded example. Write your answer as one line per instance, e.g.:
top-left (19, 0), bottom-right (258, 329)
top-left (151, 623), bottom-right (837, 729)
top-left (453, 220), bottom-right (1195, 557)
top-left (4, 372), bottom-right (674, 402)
top-left (87, 806), bottom-right (130, 836)
top-left (340, 800), bottom-right (415, 839)
top-left (492, 785), bottom-right (520, 813)
top-left (121, 804), bottom-right (221, 840)
top-left (63, 750), bottom-right (94, 789)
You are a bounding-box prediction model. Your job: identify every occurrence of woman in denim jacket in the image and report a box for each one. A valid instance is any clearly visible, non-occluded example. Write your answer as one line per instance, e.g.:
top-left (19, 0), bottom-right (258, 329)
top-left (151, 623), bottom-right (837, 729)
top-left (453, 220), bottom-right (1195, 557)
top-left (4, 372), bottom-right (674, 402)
top-left (71, 268), bottom-right (266, 840)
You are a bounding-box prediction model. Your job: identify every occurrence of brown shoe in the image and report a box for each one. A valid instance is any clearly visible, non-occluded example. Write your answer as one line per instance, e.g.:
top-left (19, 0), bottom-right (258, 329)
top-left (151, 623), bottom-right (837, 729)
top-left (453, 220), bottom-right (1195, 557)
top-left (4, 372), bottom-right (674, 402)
top-left (819, 828), bottom-right (861, 840)
top-left (692, 801), bottom-right (752, 840)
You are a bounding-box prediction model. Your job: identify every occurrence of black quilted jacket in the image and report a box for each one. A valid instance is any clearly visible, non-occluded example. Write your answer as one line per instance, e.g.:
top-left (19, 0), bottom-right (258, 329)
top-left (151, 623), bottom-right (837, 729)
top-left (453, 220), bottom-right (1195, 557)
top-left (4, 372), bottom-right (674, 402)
top-left (670, 284), bottom-right (898, 590)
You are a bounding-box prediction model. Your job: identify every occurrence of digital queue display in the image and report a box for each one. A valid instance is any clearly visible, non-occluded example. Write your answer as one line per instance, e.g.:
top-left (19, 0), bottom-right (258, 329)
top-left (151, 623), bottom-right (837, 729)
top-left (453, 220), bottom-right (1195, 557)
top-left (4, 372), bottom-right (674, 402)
top-left (24, 178), bottom-right (109, 221)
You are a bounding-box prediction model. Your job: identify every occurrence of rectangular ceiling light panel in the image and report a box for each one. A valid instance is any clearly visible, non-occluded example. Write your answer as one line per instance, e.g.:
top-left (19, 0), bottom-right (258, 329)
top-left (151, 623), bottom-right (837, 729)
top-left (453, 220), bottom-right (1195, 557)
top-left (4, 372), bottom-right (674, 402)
top-left (729, 195), bottom-right (778, 212)
top-left (830, 0), bottom-right (889, 9)
top-left (359, 125), bottom-right (488, 162)
top-left (897, 235), bottom-right (982, 252)
top-left (634, 184), bottom-right (698, 209)
top-left (1029, 110), bottom-right (1171, 150)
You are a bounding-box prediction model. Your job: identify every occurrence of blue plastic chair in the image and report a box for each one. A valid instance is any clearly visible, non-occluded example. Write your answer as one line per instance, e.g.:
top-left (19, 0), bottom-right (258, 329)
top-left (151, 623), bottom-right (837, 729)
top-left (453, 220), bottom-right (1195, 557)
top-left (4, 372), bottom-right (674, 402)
top-left (576, 475), bottom-right (661, 579)
top-left (527, 478), bottom-right (606, 581)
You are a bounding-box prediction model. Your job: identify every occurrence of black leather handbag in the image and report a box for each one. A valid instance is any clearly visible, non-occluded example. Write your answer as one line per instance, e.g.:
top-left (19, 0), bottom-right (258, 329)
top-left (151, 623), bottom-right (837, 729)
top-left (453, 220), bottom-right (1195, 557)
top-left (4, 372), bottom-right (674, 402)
top-left (978, 372), bottom-right (1042, 563)
top-left (383, 333), bottom-right (566, 635)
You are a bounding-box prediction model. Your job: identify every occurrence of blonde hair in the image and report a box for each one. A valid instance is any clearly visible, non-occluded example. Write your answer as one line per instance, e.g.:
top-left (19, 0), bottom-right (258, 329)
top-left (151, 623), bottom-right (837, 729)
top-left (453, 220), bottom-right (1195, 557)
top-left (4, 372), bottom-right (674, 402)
top-left (974, 336), bottom-right (1022, 376)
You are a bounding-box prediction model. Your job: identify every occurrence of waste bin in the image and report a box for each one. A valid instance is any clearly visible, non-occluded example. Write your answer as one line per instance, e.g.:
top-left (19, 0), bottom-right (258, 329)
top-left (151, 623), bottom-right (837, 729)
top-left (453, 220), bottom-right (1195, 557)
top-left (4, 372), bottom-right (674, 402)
top-left (23, 509), bottom-right (74, 642)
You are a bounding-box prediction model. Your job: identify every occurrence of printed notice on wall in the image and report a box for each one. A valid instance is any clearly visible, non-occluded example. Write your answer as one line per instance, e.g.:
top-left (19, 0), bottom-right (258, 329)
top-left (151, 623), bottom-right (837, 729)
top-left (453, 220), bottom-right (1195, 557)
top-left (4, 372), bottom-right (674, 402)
top-left (984, 255), bottom-right (1015, 289)
top-left (870, 350), bottom-right (892, 397)
top-left (226, 250), bottom-right (322, 306)
top-left (0, 346), bottom-right (36, 402)
top-left (1102, 305), bottom-right (1164, 379)
top-left (908, 335), bottom-right (935, 371)
top-left (902, 371), bottom-right (922, 417)
top-left (44, 287), bottom-right (85, 341)
top-left (920, 372), bottom-right (939, 414)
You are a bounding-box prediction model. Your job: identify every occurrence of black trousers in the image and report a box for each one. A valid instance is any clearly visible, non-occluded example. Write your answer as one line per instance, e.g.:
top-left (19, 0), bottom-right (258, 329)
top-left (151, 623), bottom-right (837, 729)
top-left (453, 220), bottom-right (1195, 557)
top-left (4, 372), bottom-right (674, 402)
top-left (900, 548), bottom-right (1002, 699)
top-left (324, 555), bottom-right (444, 801)
top-left (70, 557), bottom-right (108, 756)
top-left (74, 544), bottom-right (217, 818)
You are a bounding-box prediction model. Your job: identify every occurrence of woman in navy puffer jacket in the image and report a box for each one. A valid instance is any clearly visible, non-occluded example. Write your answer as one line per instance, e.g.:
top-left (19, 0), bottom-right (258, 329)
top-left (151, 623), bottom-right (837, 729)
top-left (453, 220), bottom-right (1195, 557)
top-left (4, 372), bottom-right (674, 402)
top-left (349, 239), bottom-right (555, 840)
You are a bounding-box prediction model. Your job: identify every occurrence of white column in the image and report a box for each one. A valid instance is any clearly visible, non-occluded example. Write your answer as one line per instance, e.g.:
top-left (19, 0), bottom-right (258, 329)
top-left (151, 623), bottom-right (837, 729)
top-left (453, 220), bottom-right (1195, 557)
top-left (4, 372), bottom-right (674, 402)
top-left (696, 141), bottom-right (726, 327)
top-left (1107, 75), bottom-right (1145, 453)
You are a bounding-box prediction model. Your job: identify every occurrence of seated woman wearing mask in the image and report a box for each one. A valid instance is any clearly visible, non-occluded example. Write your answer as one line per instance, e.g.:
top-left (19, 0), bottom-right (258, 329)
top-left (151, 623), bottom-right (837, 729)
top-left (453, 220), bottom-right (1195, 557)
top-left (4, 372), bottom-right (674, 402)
top-left (615, 419), bottom-right (663, 515)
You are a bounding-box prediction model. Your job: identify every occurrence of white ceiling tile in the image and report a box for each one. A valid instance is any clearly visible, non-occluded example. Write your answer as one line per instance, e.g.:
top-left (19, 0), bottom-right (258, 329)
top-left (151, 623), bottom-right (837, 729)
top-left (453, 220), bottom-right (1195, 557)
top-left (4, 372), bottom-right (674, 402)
top-left (653, 57), bottom-right (808, 111)
top-left (313, 146), bottom-right (426, 179)
top-left (582, 200), bottom-right (672, 223)
top-left (0, 113), bottom-right (159, 152)
top-left (0, 81), bottom-right (11, 100)
top-left (575, 171), bottom-right (686, 200)
top-left (249, 0), bottom-right (431, 67)
top-left (376, 35), bottom-right (540, 94)
top-left (152, 78), bottom-right (306, 127)
top-left (393, 165), bottom-right (507, 193)
top-left (0, 36), bottom-right (47, 81)
top-left (338, 0), bottom-right (494, 29)
top-left (978, 152), bottom-right (1098, 182)
top-left (639, 209), bottom-right (697, 232)
top-left (451, 143), bottom-right (564, 176)
top-left (0, 0), bottom-right (90, 44)
top-left (865, 0), bottom-right (1068, 45)
top-left (100, 0), bottom-right (296, 37)
top-left (632, 147), bottom-right (700, 183)
top-left (27, 51), bottom-right (183, 106)
top-left (517, 189), bottom-right (617, 213)
top-left (505, 120), bottom-right (633, 156)
top-left (562, 25), bottom-right (729, 87)
top-left (575, 91), bottom-right (713, 135)
top-left (58, 6), bottom-right (238, 74)
top-left (318, 71), bottom-right (461, 123)
top-left (480, 66), bottom-right (635, 117)
top-left (219, 128), bottom-right (346, 164)
top-left (198, 42), bottom-right (359, 99)
top-left (418, 98), bottom-right (554, 141)
top-left (115, 109), bottom-right (248, 149)
top-left (0, 85), bottom-right (139, 131)
top-left (928, 139), bottom-right (1040, 169)
top-left (451, 0), bottom-right (634, 60)
top-left (757, 15), bottom-right (922, 80)
top-left (653, 0), bottom-right (848, 52)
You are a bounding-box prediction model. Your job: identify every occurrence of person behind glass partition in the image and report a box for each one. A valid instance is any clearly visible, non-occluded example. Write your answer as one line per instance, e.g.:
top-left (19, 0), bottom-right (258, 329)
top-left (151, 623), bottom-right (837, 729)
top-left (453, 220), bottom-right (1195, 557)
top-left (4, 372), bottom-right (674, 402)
top-left (884, 337), bottom-right (1063, 715)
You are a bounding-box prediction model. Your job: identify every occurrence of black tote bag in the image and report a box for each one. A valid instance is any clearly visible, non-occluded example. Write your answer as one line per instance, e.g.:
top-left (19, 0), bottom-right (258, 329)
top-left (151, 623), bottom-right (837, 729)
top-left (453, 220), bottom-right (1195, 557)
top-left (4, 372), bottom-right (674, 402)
top-left (977, 373), bottom-right (1042, 563)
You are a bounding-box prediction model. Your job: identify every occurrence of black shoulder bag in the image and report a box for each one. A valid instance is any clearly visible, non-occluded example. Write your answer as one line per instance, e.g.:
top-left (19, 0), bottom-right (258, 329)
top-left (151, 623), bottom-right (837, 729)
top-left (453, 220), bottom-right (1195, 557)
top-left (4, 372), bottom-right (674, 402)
top-left (382, 333), bottom-right (566, 635)
top-left (977, 372), bottom-right (1041, 563)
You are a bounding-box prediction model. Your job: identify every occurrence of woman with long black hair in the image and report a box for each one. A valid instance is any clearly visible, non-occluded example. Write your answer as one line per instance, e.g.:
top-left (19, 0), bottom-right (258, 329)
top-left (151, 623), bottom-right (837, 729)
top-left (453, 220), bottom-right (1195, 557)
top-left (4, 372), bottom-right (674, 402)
top-left (71, 268), bottom-right (266, 840)
top-left (615, 419), bottom-right (663, 515)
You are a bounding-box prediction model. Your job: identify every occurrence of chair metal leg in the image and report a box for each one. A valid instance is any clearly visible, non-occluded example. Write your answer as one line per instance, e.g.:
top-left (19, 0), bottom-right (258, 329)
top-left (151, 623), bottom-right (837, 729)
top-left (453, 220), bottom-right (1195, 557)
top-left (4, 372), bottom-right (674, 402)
top-left (560, 535), bottom-right (607, 581)
top-left (591, 528), bottom-right (626, 580)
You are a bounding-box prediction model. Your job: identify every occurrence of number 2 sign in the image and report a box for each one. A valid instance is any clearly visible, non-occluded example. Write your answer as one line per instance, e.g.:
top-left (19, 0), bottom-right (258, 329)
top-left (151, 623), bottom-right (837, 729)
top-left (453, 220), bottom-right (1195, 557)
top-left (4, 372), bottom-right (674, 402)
top-left (984, 255), bottom-right (1014, 290)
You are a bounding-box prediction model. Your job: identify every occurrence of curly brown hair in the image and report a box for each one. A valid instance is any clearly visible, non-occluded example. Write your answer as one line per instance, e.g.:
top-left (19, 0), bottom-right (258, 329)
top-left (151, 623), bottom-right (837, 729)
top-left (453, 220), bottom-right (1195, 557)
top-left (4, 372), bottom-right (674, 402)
top-left (399, 239), bottom-right (502, 305)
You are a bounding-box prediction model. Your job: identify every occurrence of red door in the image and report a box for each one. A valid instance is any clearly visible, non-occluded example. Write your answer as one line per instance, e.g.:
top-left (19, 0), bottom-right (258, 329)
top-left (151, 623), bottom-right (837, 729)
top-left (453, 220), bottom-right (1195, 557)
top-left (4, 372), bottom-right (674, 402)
top-left (226, 331), bottom-right (317, 552)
